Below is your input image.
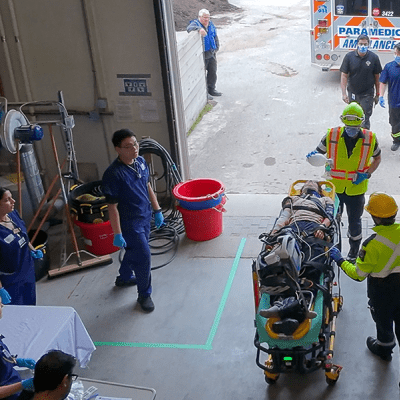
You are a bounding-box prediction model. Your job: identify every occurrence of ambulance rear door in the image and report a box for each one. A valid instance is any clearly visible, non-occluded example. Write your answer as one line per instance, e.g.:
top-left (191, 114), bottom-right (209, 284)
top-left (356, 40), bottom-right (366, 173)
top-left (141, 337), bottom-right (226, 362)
top-left (369, 1), bottom-right (400, 66)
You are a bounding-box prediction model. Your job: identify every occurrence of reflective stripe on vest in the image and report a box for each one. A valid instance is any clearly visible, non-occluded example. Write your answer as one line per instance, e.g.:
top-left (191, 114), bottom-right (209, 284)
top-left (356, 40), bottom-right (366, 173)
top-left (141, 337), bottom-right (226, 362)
top-left (326, 127), bottom-right (375, 195)
top-left (329, 128), bottom-right (372, 180)
top-left (369, 234), bottom-right (400, 278)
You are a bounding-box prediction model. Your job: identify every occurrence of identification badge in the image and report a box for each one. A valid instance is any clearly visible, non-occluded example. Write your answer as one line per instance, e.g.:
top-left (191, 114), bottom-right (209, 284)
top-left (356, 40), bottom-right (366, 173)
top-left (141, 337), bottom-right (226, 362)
top-left (4, 234), bottom-right (14, 244)
top-left (140, 162), bottom-right (146, 170)
top-left (18, 237), bottom-right (26, 248)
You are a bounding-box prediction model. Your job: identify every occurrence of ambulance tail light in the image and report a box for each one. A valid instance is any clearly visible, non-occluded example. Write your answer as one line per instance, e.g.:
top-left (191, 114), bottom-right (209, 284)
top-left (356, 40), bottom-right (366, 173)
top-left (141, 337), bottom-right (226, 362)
top-left (323, 54), bottom-right (330, 60)
top-left (316, 54), bottom-right (322, 60)
top-left (318, 19), bottom-right (328, 34)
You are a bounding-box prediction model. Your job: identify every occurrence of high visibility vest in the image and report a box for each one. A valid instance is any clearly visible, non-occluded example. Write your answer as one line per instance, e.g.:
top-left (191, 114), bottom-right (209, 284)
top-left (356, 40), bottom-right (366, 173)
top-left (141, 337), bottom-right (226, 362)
top-left (352, 224), bottom-right (400, 279)
top-left (326, 127), bottom-right (375, 195)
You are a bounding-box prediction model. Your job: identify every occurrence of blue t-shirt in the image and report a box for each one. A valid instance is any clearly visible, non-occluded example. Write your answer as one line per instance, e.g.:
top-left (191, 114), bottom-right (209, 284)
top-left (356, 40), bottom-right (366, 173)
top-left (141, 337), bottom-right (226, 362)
top-left (380, 61), bottom-right (400, 108)
top-left (0, 210), bottom-right (35, 286)
top-left (102, 156), bottom-right (152, 231)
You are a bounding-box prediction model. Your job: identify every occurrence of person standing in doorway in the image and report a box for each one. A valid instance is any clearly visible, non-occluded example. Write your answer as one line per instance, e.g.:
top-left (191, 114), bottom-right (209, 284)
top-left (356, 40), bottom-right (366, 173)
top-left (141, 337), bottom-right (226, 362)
top-left (379, 43), bottom-right (400, 151)
top-left (102, 129), bottom-right (164, 312)
top-left (340, 34), bottom-right (382, 130)
top-left (187, 9), bottom-right (222, 99)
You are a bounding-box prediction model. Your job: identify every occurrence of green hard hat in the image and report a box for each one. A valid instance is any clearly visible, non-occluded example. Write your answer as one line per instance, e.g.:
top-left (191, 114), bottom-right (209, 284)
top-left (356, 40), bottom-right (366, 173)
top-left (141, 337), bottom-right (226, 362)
top-left (340, 102), bottom-right (365, 126)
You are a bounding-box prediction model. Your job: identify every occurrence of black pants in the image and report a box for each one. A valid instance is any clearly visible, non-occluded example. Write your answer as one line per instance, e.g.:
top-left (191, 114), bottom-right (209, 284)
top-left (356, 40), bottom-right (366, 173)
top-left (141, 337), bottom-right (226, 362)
top-left (337, 192), bottom-right (364, 247)
top-left (389, 106), bottom-right (400, 143)
top-left (347, 91), bottom-right (374, 130)
top-left (368, 274), bottom-right (400, 347)
top-left (205, 56), bottom-right (217, 92)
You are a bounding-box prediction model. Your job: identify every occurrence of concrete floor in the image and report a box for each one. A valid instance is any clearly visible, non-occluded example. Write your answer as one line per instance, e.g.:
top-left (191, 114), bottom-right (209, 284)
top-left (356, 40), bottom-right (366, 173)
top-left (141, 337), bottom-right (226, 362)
top-left (35, 194), bottom-right (400, 400)
top-left (32, 0), bottom-right (400, 397)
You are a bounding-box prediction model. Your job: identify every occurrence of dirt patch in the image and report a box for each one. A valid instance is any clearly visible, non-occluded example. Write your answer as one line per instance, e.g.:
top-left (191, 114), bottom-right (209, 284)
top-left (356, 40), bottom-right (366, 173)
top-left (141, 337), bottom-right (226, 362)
top-left (172, 0), bottom-right (240, 31)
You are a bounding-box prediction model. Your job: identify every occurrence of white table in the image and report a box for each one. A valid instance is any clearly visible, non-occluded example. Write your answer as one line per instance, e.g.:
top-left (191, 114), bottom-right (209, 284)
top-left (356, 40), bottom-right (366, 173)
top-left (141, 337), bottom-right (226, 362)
top-left (80, 378), bottom-right (156, 400)
top-left (1, 305), bottom-right (96, 367)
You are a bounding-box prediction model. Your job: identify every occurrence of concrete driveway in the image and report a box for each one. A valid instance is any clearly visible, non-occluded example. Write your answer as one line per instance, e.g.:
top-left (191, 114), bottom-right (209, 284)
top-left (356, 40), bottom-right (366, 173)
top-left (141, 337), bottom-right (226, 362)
top-left (188, 0), bottom-right (396, 195)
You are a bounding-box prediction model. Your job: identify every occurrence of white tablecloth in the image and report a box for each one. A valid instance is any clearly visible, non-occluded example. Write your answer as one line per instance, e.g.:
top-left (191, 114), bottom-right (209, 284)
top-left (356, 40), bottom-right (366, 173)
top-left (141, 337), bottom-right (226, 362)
top-left (1, 305), bottom-right (96, 367)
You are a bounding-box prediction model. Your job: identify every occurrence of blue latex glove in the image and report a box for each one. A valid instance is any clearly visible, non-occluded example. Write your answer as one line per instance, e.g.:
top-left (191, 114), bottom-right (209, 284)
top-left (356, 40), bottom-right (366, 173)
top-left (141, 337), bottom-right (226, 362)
top-left (379, 96), bottom-right (385, 108)
top-left (31, 249), bottom-right (43, 259)
top-left (154, 210), bottom-right (165, 229)
top-left (0, 287), bottom-right (11, 304)
top-left (306, 150), bottom-right (317, 158)
top-left (113, 233), bottom-right (126, 248)
top-left (21, 378), bottom-right (34, 391)
top-left (353, 172), bottom-right (369, 185)
top-left (330, 247), bottom-right (344, 263)
top-left (16, 358), bottom-right (36, 369)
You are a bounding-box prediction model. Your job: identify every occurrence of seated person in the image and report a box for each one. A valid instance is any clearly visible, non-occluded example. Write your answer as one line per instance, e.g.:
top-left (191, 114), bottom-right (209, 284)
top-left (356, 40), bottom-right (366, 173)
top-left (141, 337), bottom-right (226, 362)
top-left (0, 298), bottom-right (35, 400)
top-left (18, 350), bottom-right (77, 400)
top-left (271, 180), bottom-right (335, 262)
top-left (32, 350), bottom-right (77, 400)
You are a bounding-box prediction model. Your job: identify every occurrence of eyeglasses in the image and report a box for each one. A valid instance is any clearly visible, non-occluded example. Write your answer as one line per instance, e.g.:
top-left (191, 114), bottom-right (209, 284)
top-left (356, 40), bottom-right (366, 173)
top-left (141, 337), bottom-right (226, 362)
top-left (69, 374), bottom-right (79, 381)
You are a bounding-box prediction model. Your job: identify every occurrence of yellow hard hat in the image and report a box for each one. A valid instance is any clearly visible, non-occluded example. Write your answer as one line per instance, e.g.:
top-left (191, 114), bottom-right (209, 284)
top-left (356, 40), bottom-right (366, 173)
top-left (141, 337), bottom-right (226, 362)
top-left (365, 192), bottom-right (398, 218)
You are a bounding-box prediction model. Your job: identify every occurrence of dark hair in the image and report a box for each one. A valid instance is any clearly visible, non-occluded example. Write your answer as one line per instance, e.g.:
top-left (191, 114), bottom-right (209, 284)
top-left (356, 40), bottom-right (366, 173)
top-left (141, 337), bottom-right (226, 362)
top-left (0, 187), bottom-right (8, 200)
top-left (111, 129), bottom-right (136, 148)
top-left (33, 350), bottom-right (76, 392)
top-left (395, 43), bottom-right (400, 52)
top-left (372, 214), bottom-right (397, 226)
top-left (357, 34), bottom-right (370, 44)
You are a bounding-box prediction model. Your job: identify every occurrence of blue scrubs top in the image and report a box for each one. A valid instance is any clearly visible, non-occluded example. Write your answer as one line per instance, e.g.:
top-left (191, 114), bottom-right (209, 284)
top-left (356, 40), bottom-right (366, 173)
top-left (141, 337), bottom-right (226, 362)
top-left (0, 211), bottom-right (34, 286)
top-left (380, 61), bottom-right (400, 108)
top-left (0, 335), bottom-right (21, 400)
top-left (102, 157), bottom-right (152, 231)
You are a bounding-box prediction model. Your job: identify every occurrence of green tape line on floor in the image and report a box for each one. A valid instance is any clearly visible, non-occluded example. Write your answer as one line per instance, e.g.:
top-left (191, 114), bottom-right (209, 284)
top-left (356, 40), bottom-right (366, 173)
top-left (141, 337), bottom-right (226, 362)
top-left (94, 237), bottom-right (247, 350)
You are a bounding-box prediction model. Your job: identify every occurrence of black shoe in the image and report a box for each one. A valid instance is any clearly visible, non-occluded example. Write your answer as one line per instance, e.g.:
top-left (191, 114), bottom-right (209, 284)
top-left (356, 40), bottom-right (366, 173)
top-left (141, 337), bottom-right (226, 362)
top-left (366, 336), bottom-right (393, 361)
top-left (272, 319), bottom-right (299, 335)
top-left (209, 90), bottom-right (222, 96)
top-left (137, 296), bottom-right (155, 312)
top-left (391, 142), bottom-right (400, 151)
top-left (207, 93), bottom-right (213, 100)
top-left (115, 275), bottom-right (137, 287)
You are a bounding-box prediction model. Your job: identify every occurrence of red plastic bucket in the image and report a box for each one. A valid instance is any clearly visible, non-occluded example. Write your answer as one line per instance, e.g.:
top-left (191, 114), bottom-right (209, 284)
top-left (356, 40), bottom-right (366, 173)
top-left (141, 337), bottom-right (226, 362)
top-left (177, 196), bottom-right (226, 241)
top-left (173, 179), bottom-right (225, 210)
top-left (74, 219), bottom-right (119, 255)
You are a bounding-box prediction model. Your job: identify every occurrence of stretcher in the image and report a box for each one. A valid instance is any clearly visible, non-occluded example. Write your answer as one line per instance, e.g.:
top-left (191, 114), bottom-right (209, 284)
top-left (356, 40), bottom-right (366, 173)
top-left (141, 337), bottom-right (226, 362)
top-left (252, 180), bottom-right (343, 385)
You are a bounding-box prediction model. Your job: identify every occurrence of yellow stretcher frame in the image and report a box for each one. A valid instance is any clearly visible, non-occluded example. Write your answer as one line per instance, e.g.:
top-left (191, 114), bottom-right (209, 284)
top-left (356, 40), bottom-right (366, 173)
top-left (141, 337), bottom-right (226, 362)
top-left (289, 180), bottom-right (336, 201)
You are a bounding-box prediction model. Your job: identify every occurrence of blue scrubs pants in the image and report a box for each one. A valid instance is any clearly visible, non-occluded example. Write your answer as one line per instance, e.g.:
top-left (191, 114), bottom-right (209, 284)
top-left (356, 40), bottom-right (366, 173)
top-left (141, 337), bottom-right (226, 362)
top-left (119, 223), bottom-right (152, 298)
top-left (6, 281), bottom-right (36, 305)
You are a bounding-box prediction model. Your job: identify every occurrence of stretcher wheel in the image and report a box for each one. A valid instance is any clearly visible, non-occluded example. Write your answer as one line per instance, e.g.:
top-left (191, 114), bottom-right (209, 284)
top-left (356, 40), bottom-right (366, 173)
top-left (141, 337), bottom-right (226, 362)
top-left (265, 375), bottom-right (279, 385)
top-left (326, 376), bottom-right (338, 386)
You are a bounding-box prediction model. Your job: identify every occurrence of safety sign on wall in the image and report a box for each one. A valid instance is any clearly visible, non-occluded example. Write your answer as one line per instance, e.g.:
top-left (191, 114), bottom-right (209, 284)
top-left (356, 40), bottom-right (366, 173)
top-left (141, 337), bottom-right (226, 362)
top-left (117, 74), bottom-right (152, 96)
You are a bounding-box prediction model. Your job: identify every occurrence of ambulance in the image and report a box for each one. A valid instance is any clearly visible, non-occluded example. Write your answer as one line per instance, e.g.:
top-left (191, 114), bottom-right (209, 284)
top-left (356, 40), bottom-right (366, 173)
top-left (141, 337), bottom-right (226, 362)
top-left (311, 0), bottom-right (400, 70)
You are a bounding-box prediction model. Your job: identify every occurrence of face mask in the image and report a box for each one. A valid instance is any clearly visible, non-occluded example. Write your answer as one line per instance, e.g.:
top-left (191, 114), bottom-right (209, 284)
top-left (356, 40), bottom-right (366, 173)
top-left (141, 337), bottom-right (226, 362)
top-left (345, 126), bottom-right (360, 138)
top-left (394, 55), bottom-right (400, 64)
top-left (358, 45), bottom-right (368, 53)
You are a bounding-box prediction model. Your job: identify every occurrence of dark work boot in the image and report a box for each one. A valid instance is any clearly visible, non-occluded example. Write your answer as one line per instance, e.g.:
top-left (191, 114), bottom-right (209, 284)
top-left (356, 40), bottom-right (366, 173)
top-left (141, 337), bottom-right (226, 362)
top-left (347, 239), bottom-right (361, 263)
top-left (366, 336), bottom-right (394, 361)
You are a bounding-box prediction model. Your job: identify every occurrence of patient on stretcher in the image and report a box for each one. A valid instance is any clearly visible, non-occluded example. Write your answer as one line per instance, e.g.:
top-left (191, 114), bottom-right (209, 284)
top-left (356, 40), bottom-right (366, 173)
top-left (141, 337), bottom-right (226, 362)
top-left (271, 180), bottom-right (335, 262)
top-left (258, 180), bottom-right (336, 336)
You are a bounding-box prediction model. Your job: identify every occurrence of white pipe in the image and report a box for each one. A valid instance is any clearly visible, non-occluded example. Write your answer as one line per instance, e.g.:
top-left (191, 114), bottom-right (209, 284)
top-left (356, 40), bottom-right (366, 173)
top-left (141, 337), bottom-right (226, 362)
top-left (0, 7), bottom-right (18, 100)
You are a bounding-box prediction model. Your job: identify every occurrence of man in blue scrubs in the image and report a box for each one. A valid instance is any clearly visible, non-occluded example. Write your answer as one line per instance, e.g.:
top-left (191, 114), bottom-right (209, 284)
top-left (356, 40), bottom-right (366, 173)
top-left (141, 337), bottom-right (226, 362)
top-left (102, 129), bottom-right (164, 312)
